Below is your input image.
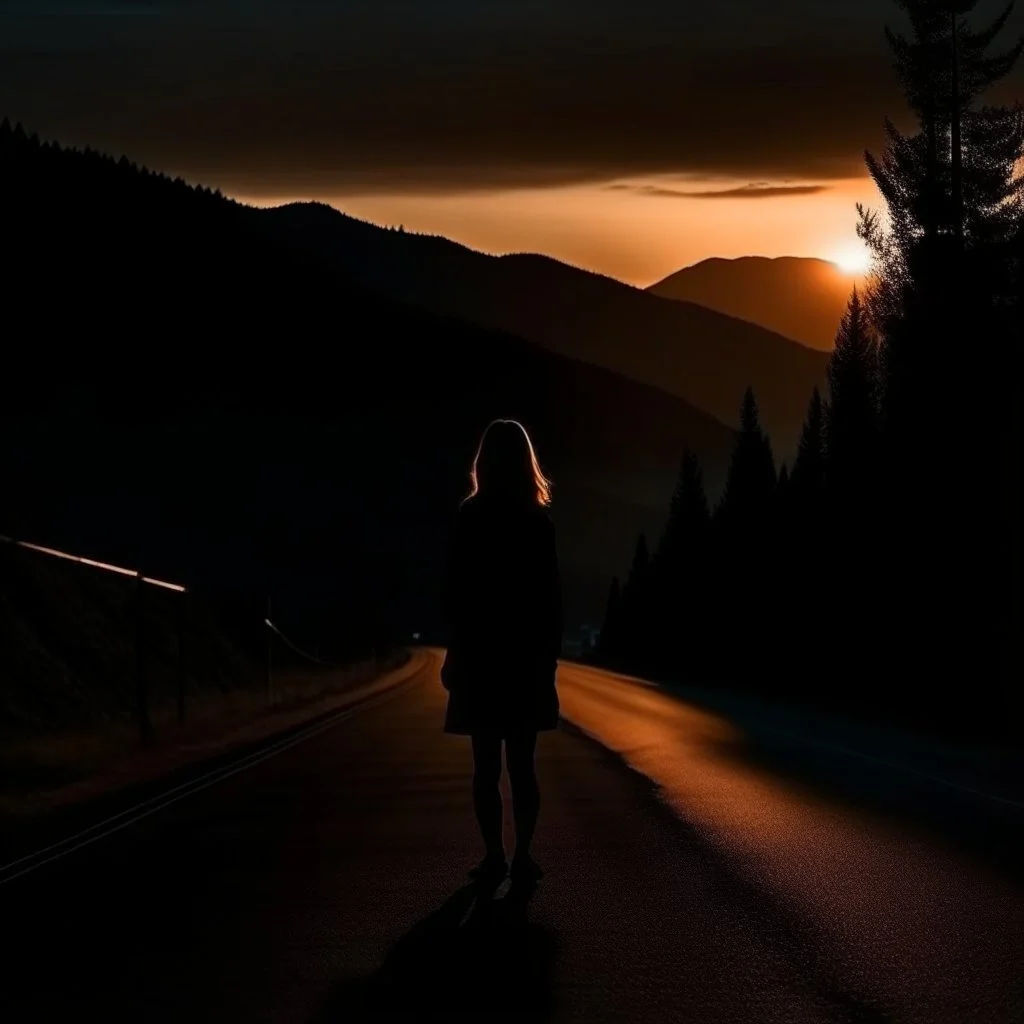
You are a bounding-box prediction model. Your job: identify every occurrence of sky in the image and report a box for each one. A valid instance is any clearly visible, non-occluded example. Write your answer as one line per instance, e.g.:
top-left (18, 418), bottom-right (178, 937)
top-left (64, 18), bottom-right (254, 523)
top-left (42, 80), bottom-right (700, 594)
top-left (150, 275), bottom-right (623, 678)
top-left (2, 1), bottom-right (1021, 284)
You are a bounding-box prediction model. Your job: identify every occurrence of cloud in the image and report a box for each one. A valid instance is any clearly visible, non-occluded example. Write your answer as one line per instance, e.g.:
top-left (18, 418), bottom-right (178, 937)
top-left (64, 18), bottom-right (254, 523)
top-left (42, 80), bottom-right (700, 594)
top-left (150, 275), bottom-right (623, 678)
top-left (608, 182), bottom-right (831, 199)
top-left (0, 1), bottom-right (1019, 195)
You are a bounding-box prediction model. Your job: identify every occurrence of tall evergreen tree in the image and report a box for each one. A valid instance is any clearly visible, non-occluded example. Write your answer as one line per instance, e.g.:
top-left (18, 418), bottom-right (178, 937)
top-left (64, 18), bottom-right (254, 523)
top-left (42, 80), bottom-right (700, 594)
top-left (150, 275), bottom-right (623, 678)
top-left (858, 0), bottom-right (1024, 708)
top-left (617, 534), bottom-right (651, 664)
top-left (650, 451), bottom-right (711, 673)
top-left (861, 2), bottom-right (1023, 445)
top-left (625, 533), bottom-right (650, 591)
top-left (655, 450), bottom-right (711, 572)
top-left (868, 2), bottom-right (1023, 250)
top-left (596, 576), bottom-right (622, 661)
top-left (791, 388), bottom-right (826, 498)
top-left (819, 292), bottom-right (884, 692)
top-left (714, 389), bottom-right (778, 681)
top-left (718, 387), bottom-right (777, 525)
top-left (1001, 206), bottom-right (1024, 727)
top-left (825, 288), bottom-right (879, 500)
top-left (784, 388), bottom-right (829, 688)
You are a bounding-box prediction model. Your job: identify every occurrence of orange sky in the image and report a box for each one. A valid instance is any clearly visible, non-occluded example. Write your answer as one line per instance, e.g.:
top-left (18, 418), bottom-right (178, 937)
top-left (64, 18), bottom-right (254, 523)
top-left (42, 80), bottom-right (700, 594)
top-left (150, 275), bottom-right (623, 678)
top-left (240, 175), bottom-right (880, 287)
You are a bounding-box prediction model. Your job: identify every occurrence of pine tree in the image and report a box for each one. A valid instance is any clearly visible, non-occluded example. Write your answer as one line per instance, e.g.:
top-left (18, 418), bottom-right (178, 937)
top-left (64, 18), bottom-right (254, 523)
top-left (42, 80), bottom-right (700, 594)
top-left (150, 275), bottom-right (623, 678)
top-left (778, 393), bottom-right (825, 690)
top-left (617, 533), bottom-right (651, 664)
top-left (596, 577), bottom-right (622, 661)
top-left (775, 462), bottom-right (792, 529)
top-left (655, 450), bottom-right (711, 572)
top-left (622, 534), bottom-right (650, 609)
top-left (651, 451), bottom-right (711, 673)
top-left (825, 289), bottom-right (879, 501)
top-left (713, 389), bottom-right (778, 680)
top-left (857, 1), bottom-right (1024, 714)
top-left (719, 387), bottom-right (777, 525)
top-left (999, 206), bottom-right (1024, 729)
top-left (861, 1), bottom-right (1023, 440)
top-left (868, 2), bottom-right (1023, 251)
top-left (817, 292), bottom-right (884, 692)
top-left (791, 388), bottom-right (825, 498)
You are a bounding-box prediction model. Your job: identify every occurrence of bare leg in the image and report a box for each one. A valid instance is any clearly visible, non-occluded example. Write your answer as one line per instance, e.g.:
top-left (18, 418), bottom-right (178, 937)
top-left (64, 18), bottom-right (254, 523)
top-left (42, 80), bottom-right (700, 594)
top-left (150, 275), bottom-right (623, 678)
top-left (505, 731), bottom-right (540, 866)
top-left (471, 732), bottom-right (504, 860)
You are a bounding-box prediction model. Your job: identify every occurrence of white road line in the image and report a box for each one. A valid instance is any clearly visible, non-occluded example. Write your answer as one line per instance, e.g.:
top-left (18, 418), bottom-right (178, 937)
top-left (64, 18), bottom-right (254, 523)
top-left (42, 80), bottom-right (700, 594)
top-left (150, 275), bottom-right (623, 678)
top-left (0, 661), bottom-right (427, 887)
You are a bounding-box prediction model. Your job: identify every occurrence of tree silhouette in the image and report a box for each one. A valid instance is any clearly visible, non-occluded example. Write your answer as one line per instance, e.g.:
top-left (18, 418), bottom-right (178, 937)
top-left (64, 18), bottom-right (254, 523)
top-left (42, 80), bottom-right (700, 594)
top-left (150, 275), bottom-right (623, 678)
top-left (861, 3), bottom-right (1023, 438)
top-left (616, 534), bottom-right (651, 666)
top-left (1007, 205), bottom-right (1024, 713)
top-left (777, 388), bottom-right (828, 689)
top-left (825, 289), bottom-right (878, 501)
top-left (861, 2), bottom-right (1022, 445)
top-left (712, 390), bottom-right (778, 682)
top-left (817, 292), bottom-right (883, 690)
top-left (587, 2), bottom-right (1023, 743)
top-left (791, 388), bottom-right (825, 498)
top-left (655, 451), bottom-right (710, 573)
top-left (718, 387), bottom-right (776, 526)
top-left (866, 2), bottom-right (1022, 253)
top-left (856, 0), bottom-right (1024, 723)
top-left (596, 577), bottom-right (622, 661)
top-left (649, 451), bottom-right (711, 673)
top-left (624, 534), bottom-right (650, 595)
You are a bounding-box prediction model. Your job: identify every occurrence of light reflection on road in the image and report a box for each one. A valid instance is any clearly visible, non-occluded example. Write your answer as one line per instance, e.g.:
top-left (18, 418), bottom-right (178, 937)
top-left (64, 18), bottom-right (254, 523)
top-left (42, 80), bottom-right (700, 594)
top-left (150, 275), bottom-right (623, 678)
top-left (556, 661), bottom-right (1023, 1024)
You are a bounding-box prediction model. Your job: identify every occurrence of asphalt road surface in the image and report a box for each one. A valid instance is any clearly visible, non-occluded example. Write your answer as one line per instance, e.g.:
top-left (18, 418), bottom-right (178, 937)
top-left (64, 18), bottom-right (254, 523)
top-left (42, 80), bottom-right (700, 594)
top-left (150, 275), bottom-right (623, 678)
top-left (2, 650), bottom-right (1021, 1023)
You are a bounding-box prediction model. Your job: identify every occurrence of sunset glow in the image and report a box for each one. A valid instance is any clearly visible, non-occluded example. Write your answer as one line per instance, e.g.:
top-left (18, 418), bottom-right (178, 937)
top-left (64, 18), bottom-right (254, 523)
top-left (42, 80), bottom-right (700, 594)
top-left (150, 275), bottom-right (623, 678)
top-left (240, 176), bottom-right (881, 288)
top-left (830, 239), bottom-right (872, 276)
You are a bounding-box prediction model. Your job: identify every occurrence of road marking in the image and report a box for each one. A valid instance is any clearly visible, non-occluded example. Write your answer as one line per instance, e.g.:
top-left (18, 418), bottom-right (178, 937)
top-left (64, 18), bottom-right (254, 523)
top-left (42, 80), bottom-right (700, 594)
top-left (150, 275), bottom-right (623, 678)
top-left (0, 658), bottom-right (428, 887)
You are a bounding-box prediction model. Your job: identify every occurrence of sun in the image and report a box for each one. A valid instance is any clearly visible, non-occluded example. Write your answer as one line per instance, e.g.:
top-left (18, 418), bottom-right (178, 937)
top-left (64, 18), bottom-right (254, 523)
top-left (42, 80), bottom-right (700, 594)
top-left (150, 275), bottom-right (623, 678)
top-left (831, 241), bottom-right (871, 276)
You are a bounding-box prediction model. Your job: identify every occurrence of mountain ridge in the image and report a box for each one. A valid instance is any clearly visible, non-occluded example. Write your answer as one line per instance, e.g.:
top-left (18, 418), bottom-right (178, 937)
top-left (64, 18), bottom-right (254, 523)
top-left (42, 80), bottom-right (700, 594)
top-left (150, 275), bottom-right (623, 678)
top-left (649, 254), bottom-right (861, 351)
top-left (0, 122), bottom-right (734, 633)
top-left (253, 200), bottom-right (828, 457)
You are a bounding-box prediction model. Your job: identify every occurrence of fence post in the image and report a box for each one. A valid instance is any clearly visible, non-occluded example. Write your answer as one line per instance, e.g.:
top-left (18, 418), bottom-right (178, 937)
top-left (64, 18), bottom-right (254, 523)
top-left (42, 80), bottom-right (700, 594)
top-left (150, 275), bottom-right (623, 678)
top-left (136, 571), bottom-right (152, 743)
top-left (177, 591), bottom-right (187, 726)
top-left (266, 594), bottom-right (273, 706)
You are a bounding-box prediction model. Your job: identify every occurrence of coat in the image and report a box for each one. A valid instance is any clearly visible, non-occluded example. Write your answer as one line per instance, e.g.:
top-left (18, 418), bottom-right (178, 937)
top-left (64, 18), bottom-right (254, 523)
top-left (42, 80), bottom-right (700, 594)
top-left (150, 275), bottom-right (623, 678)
top-left (440, 495), bottom-right (562, 735)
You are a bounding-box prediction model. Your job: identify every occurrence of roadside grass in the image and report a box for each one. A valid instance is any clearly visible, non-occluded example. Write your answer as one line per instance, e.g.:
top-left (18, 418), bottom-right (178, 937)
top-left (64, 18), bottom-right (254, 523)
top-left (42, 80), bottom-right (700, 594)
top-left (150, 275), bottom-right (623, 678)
top-left (0, 652), bottom-right (409, 820)
top-left (0, 540), bottom-right (410, 821)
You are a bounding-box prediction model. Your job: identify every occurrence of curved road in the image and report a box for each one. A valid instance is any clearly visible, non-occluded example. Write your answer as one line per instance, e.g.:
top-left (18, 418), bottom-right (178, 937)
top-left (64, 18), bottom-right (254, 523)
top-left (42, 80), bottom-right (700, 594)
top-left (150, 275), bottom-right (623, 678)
top-left (1, 651), bottom-right (1021, 1023)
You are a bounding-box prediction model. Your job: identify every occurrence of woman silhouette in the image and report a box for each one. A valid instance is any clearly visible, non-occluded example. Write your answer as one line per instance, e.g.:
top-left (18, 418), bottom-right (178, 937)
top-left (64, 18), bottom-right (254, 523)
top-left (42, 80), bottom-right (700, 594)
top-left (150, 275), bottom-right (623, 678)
top-left (441, 419), bottom-right (562, 884)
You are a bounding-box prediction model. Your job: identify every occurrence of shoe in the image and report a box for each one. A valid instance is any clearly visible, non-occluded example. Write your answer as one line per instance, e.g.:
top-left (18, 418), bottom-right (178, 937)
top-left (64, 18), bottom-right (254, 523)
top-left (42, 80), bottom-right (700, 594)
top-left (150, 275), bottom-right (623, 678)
top-left (509, 855), bottom-right (543, 881)
top-left (468, 855), bottom-right (508, 882)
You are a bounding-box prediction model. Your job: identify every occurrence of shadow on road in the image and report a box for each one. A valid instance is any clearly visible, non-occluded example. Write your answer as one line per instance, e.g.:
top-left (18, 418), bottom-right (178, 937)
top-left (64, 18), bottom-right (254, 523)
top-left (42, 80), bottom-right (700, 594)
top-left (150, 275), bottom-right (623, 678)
top-left (703, 723), bottom-right (1024, 879)
top-left (586, 674), bottom-right (1024, 880)
top-left (316, 878), bottom-right (556, 1023)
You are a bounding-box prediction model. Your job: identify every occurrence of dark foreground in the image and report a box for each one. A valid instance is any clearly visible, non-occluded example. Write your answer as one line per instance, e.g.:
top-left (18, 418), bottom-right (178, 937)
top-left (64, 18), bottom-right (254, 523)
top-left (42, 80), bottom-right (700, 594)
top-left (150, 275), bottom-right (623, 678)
top-left (1, 652), bottom-right (1021, 1023)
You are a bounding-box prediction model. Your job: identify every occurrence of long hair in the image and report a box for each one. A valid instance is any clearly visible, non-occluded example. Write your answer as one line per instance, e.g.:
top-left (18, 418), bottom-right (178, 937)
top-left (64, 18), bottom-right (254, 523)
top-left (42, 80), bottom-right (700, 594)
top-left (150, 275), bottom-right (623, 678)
top-left (465, 419), bottom-right (552, 507)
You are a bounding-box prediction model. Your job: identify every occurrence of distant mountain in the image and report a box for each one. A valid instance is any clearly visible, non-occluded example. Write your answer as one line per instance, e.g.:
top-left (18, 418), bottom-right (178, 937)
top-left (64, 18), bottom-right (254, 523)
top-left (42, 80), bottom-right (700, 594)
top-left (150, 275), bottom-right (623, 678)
top-left (251, 203), bottom-right (828, 459)
top-left (0, 122), bottom-right (733, 635)
top-left (648, 256), bottom-right (860, 351)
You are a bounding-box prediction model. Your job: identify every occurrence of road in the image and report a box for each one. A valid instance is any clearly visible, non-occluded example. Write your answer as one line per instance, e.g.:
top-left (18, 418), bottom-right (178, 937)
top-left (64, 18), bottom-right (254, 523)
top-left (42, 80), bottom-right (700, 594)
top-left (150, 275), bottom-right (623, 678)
top-left (1, 651), bottom-right (1021, 1023)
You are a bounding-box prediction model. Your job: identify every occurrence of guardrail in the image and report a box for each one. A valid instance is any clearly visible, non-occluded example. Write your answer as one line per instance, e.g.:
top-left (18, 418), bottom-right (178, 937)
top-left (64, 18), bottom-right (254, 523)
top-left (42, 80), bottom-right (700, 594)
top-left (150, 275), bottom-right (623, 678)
top-left (0, 534), bottom-right (343, 745)
top-left (0, 534), bottom-right (188, 742)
